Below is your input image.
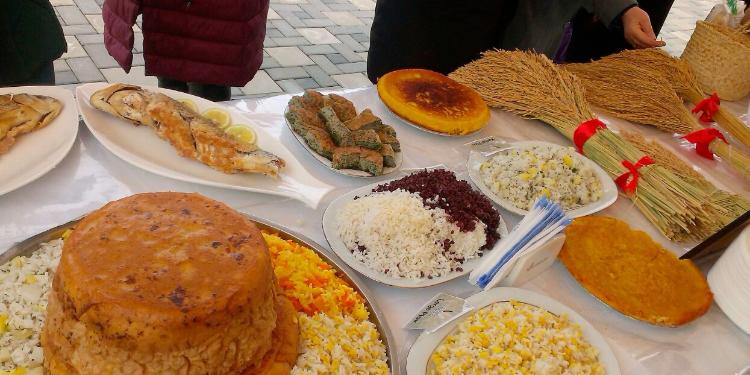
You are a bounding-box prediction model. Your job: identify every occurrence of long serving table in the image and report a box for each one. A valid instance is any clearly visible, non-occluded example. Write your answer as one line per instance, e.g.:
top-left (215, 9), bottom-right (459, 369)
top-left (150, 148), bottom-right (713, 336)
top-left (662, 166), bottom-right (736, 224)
top-left (1, 86), bottom-right (749, 374)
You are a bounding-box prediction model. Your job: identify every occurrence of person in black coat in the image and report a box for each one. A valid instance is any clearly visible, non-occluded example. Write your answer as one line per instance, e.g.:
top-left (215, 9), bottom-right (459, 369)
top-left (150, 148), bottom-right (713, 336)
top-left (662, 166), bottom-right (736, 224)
top-left (0, 0), bottom-right (67, 86)
top-left (565, 0), bottom-right (674, 62)
top-left (366, 0), bottom-right (517, 83)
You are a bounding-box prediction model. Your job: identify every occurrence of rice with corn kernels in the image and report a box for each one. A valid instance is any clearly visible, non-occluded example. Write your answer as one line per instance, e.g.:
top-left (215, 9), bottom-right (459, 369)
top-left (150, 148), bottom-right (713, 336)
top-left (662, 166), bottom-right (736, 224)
top-left (430, 300), bottom-right (604, 375)
top-left (480, 146), bottom-right (603, 211)
top-left (292, 313), bottom-right (388, 375)
top-left (0, 239), bottom-right (62, 374)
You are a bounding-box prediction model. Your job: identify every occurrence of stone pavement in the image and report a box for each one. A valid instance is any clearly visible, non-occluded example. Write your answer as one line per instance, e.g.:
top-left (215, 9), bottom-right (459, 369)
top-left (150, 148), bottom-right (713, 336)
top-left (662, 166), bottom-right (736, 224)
top-left (50, 0), bottom-right (718, 99)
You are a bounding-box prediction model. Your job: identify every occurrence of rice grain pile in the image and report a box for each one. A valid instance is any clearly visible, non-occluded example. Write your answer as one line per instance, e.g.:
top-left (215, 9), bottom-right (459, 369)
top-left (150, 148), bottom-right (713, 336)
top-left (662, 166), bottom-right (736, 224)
top-left (339, 190), bottom-right (487, 279)
top-left (337, 169), bottom-right (502, 279)
top-left (430, 300), bottom-right (604, 375)
top-left (264, 232), bottom-right (369, 320)
top-left (0, 240), bottom-right (62, 374)
top-left (291, 313), bottom-right (388, 375)
top-left (264, 232), bottom-right (390, 374)
top-left (480, 145), bottom-right (603, 210)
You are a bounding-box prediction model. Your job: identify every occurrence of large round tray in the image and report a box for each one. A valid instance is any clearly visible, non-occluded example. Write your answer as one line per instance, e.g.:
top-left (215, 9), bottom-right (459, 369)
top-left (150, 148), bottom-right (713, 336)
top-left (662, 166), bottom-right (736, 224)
top-left (2, 214), bottom-right (399, 374)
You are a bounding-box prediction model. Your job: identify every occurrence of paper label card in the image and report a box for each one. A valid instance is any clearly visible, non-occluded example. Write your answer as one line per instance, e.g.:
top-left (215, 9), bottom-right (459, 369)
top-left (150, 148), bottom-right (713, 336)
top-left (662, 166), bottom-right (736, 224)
top-left (405, 293), bottom-right (473, 333)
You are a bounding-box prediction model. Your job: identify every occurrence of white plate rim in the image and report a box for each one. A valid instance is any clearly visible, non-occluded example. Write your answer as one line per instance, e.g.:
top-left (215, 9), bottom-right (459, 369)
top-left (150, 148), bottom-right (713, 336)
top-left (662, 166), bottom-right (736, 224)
top-left (75, 82), bottom-right (334, 208)
top-left (322, 171), bottom-right (509, 288)
top-left (406, 287), bottom-right (621, 375)
top-left (0, 86), bottom-right (79, 196)
top-left (283, 105), bottom-right (403, 177)
top-left (467, 140), bottom-right (618, 218)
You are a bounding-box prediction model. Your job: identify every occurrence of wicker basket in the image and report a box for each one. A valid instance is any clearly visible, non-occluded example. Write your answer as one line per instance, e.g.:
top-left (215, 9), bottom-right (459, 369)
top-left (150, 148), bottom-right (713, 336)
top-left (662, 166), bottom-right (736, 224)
top-left (681, 21), bottom-right (750, 101)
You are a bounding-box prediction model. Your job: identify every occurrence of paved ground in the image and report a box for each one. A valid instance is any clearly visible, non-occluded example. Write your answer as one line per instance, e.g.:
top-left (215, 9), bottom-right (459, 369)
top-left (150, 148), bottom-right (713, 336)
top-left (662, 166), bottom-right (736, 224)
top-left (50, 0), bottom-right (718, 99)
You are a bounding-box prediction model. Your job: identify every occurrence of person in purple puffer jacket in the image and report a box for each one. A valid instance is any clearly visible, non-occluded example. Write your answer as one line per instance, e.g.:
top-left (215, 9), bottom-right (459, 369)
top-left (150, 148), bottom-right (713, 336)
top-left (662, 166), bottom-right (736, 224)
top-left (103, 0), bottom-right (269, 101)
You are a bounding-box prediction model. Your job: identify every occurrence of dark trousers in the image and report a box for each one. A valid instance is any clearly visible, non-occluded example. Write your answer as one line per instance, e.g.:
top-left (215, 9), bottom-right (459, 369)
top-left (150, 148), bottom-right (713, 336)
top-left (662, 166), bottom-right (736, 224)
top-left (565, 0), bottom-right (676, 63)
top-left (5, 61), bottom-right (56, 86)
top-left (157, 77), bottom-right (231, 102)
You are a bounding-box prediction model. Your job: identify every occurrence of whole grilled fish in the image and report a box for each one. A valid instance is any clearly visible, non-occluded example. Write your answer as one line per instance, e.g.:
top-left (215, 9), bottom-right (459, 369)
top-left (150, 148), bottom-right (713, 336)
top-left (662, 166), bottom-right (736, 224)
top-left (0, 94), bottom-right (63, 154)
top-left (90, 84), bottom-right (285, 176)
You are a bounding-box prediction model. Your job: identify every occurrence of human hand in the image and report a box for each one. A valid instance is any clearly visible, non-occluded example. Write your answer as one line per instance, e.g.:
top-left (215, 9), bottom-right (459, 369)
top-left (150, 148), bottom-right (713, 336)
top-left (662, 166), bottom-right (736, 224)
top-left (622, 7), bottom-right (666, 48)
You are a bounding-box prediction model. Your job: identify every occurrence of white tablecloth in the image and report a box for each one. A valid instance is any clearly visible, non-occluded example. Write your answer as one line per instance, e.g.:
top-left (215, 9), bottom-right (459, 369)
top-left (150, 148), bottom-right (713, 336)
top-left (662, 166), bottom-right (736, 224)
top-left (1, 86), bottom-right (749, 374)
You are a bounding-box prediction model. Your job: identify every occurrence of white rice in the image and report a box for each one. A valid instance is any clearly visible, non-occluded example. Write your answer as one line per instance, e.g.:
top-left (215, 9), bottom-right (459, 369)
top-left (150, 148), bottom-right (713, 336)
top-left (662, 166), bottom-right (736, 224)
top-left (336, 190), bottom-right (487, 279)
top-left (480, 146), bottom-right (603, 211)
top-left (0, 239), bottom-right (62, 372)
top-left (292, 313), bottom-right (389, 375)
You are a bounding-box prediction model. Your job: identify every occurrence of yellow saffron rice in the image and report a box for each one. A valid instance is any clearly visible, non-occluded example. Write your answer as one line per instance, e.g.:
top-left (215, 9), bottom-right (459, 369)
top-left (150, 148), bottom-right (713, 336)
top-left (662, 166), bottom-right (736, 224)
top-left (263, 232), bottom-right (369, 320)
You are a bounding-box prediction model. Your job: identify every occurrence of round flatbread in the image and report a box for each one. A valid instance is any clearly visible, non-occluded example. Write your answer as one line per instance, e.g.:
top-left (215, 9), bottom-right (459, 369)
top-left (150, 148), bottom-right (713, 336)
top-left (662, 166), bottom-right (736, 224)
top-left (377, 69), bottom-right (489, 135)
top-left (559, 216), bottom-right (712, 326)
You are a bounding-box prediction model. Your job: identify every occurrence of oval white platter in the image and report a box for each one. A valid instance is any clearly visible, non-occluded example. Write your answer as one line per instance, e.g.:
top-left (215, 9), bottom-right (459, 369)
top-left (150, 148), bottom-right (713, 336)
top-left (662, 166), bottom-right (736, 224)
top-left (406, 287), bottom-right (620, 375)
top-left (467, 140), bottom-right (617, 218)
top-left (0, 86), bottom-right (79, 196)
top-left (76, 82), bottom-right (333, 208)
top-left (283, 106), bottom-right (403, 177)
top-left (322, 172), bottom-right (509, 288)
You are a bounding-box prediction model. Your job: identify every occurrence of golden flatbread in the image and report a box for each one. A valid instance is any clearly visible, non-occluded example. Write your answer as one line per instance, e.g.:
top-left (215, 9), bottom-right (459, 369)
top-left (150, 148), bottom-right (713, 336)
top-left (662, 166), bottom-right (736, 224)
top-left (377, 69), bottom-right (489, 135)
top-left (559, 216), bottom-right (712, 326)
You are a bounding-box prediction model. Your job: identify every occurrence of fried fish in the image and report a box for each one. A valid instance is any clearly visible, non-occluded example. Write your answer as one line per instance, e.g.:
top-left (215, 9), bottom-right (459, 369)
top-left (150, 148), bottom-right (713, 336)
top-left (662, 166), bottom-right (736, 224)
top-left (0, 93), bottom-right (63, 154)
top-left (90, 84), bottom-right (284, 176)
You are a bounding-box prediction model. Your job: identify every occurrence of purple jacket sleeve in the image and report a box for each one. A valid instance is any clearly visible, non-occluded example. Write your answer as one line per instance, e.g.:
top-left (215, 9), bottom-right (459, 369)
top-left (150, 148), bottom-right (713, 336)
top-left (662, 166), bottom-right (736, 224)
top-left (102, 0), bottom-right (141, 72)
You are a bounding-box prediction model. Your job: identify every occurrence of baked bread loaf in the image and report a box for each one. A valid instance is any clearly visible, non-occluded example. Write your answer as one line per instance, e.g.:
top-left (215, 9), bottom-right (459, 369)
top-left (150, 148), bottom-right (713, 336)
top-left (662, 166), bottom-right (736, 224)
top-left (377, 69), bottom-right (489, 135)
top-left (42, 192), bottom-right (298, 374)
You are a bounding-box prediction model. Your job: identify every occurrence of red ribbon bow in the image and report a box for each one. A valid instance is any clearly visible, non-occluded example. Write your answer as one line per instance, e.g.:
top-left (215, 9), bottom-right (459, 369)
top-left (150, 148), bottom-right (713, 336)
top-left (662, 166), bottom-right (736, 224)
top-left (614, 156), bottom-right (655, 194)
top-left (682, 128), bottom-right (727, 160)
top-left (691, 93), bottom-right (721, 123)
top-left (574, 119), bottom-right (607, 154)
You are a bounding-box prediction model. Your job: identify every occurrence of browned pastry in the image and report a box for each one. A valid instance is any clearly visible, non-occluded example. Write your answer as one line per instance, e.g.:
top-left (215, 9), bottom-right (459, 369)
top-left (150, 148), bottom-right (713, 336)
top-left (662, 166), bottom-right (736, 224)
top-left (243, 297), bottom-right (300, 375)
top-left (90, 84), bottom-right (284, 176)
top-left (0, 93), bottom-right (63, 154)
top-left (42, 192), bottom-right (298, 374)
top-left (559, 216), bottom-right (713, 326)
top-left (377, 68), bottom-right (489, 135)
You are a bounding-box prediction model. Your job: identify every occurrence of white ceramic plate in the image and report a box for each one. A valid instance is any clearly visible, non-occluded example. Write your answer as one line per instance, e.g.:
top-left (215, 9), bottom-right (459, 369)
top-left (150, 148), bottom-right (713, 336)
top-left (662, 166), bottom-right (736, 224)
top-left (708, 227), bottom-right (750, 334)
top-left (322, 173), bottom-right (509, 288)
top-left (284, 106), bottom-right (402, 177)
top-left (407, 287), bottom-right (620, 375)
top-left (0, 86), bottom-right (79, 196)
top-left (76, 83), bottom-right (334, 208)
top-left (467, 140), bottom-right (617, 218)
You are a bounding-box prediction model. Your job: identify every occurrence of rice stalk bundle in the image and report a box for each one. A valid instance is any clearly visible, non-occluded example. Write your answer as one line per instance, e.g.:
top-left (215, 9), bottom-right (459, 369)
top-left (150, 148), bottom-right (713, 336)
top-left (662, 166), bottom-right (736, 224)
top-left (576, 48), bottom-right (750, 152)
top-left (564, 58), bottom-right (750, 182)
top-left (622, 130), bottom-right (750, 227)
top-left (450, 50), bottom-right (720, 242)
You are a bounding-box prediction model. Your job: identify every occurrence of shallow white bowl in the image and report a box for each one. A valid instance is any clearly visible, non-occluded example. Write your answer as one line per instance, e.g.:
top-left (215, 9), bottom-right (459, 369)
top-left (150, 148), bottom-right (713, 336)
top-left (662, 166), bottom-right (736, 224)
top-left (406, 287), bottom-right (620, 375)
top-left (467, 140), bottom-right (617, 218)
top-left (708, 226), bottom-right (750, 334)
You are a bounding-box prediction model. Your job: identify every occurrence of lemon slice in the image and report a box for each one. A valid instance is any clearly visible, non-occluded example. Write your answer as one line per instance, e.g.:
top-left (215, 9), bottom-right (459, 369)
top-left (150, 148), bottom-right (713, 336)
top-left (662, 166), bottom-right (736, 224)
top-left (225, 125), bottom-right (256, 145)
top-left (179, 99), bottom-right (198, 112)
top-left (202, 108), bottom-right (232, 129)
